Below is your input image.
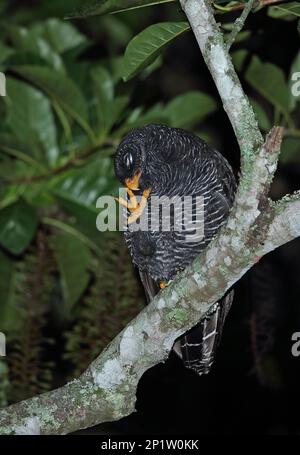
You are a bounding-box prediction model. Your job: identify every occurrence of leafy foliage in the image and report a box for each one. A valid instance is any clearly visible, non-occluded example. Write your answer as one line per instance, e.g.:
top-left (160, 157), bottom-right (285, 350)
top-left (7, 231), bottom-right (55, 403)
top-left (245, 57), bottom-right (291, 120)
top-left (67, 0), bottom-right (176, 18)
top-left (164, 91), bottom-right (217, 128)
top-left (65, 232), bottom-right (144, 377)
top-left (123, 22), bottom-right (190, 81)
top-left (6, 77), bottom-right (59, 166)
top-left (11, 65), bottom-right (91, 138)
top-left (50, 233), bottom-right (92, 318)
top-left (268, 1), bottom-right (300, 19)
top-left (0, 200), bottom-right (38, 255)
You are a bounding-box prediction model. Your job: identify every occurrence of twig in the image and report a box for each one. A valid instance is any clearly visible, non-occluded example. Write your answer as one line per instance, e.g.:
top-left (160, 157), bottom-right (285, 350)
top-left (4, 140), bottom-right (118, 185)
top-left (181, 0), bottom-right (263, 161)
top-left (226, 0), bottom-right (257, 50)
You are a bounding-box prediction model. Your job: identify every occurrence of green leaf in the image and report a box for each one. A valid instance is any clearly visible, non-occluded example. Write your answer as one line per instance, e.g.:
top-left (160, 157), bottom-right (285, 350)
top-left (222, 23), bottom-right (251, 43)
top-left (91, 66), bottom-right (129, 134)
top-left (117, 103), bottom-right (168, 135)
top-left (104, 56), bottom-right (127, 83)
top-left (50, 233), bottom-right (92, 314)
top-left (250, 99), bottom-right (272, 132)
top-left (0, 43), bottom-right (14, 64)
top-left (92, 66), bottom-right (114, 99)
top-left (31, 18), bottom-right (87, 53)
top-left (140, 55), bottom-right (162, 79)
top-left (51, 156), bottom-right (119, 246)
top-left (123, 22), bottom-right (190, 81)
top-left (4, 50), bottom-right (46, 67)
top-left (232, 49), bottom-right (248, 72)
top-left (0, 200), bottom-right (39, 255)
top-left (52, 157), bottom-right (118, 213)
top-left (110, 96), bottom-right (130, 128)
top-left (268, 2), bottom-right (300, 19)
top-left (0, 251), bottom-right (18, 332)
top-left (8, 26), bottom-right (65, 73)
top-left (67, 0), bottom-right (175, 18)
top-left (91, 66), bottom-right (114, 134)
top-left (11, 65), bottom-right (91, 138)
top-left (6, 77), bottom-right (59, 166)
top-left (99, 15), bottom-right (134, 48)
top-left (233, 30), bottom-right (251, 44)
top-left (0, 132), bottom-right (47, 173)
top-left (163, 91), bottom-right (217, 128)
top-left (245, 56), bottom-right (290, 116)
top-left (43, 217), bottom-right (102, 257)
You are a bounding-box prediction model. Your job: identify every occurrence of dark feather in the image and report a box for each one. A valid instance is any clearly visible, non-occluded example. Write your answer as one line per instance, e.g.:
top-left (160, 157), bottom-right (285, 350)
top-left (139, 270), bottom-right (160, 304)
top-left (180, 291), bottom-right (234, 375)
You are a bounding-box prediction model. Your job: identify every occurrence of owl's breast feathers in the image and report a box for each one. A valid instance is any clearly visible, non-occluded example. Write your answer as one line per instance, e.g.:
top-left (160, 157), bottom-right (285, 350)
top-left (124, 137), bottom-right (236, 283)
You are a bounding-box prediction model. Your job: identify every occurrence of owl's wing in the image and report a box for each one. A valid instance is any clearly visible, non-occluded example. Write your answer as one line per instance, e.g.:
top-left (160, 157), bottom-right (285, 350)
top-left (139, 270), bottom-right (160, 304)
top-left (213, 148), bottom-right (237, 204)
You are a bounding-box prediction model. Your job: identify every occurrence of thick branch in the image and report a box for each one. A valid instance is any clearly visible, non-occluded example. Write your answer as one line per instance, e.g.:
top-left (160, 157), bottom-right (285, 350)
top-left (0, 0), bottom-right (298, 435)
top-left (181, 0), bottom-right (263, 163)
top-left (260, 193), bottom-right (300, 255)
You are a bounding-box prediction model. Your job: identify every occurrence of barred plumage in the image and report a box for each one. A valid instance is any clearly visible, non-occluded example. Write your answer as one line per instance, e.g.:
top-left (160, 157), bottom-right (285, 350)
top-left (115, 124), bottom-right (237, 375)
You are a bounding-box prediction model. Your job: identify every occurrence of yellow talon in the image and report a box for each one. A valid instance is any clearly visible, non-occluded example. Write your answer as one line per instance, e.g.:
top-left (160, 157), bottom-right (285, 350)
top-left (114, 196), bottom-right (128, 208)
top-left (114, 187), bottom-right (140, 210)
top-left (115, 185), bottom-right (151, 224)
top-left (128, 188), bottom-right (151, 224)
top-left (159, 280), bottom-right (173, 289)
top-left (126, 188), bottom-right (138, 210)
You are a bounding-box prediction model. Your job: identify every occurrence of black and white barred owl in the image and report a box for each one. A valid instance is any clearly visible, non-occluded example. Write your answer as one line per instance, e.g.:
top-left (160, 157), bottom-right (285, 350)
top-left (114, 124), bottom-right (236, 375)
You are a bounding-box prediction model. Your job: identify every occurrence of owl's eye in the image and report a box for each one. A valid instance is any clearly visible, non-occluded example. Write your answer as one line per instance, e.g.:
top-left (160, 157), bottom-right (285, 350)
top-left (124, 152), bottom-right (133, 169)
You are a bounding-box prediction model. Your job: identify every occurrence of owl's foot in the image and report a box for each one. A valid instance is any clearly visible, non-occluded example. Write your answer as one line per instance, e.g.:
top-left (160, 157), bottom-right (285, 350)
top-left (114, 188), bottom-right (138, 210)
top-left (115, 188), bottom-right (151, 224)
top-left (159, 280), bottom-right (173, 289)
top-left (128, 188), bottom-right (151, 224)
top-left (126, 188), bottom-right (138, 209)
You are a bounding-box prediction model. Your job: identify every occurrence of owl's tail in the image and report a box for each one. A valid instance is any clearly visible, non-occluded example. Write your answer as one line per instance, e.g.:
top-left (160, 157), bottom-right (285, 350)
top-left (139, 270), bottom-right (233, 376)
top-left (178, 291), bottom-right (234, 375)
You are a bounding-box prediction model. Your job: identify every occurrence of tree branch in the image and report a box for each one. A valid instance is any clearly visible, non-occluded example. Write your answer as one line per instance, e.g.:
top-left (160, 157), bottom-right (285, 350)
top-left (181, 0), bottom-right (263, 161)
top-left (261, 193), bottom-right (300, 255)
top-left (0, 0), bottom-right (299, 435)
top-left (3, 140), bottom-right (118, 185)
